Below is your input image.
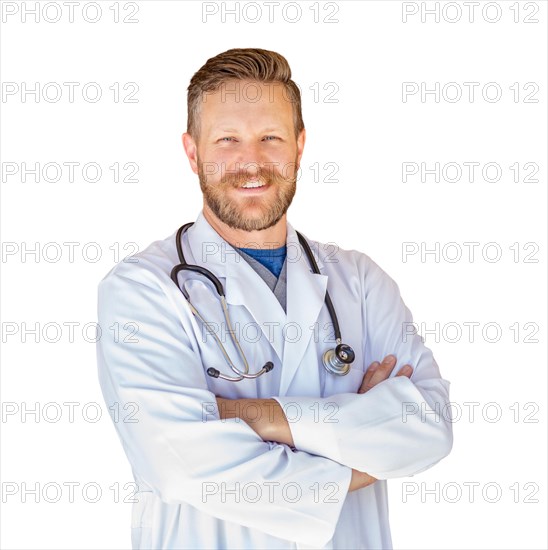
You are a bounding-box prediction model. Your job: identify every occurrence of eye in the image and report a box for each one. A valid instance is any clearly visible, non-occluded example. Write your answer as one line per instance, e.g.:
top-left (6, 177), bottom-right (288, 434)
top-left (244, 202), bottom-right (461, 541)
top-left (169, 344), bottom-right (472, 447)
top-left (219, 137), bottom-right (235, 142)
top-left (263, 136), bottom-right (279, 141)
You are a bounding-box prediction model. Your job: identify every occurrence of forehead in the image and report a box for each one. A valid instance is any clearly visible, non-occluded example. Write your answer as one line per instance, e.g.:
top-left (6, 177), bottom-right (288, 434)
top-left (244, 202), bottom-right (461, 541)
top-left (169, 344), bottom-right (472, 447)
top-left (200, 80), bottom-right (294, 133)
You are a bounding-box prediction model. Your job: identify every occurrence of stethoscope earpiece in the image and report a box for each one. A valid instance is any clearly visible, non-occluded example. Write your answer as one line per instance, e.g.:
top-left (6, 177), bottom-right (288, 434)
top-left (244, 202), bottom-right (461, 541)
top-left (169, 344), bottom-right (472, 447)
top-left (206, 362), bottom-right (273, 382)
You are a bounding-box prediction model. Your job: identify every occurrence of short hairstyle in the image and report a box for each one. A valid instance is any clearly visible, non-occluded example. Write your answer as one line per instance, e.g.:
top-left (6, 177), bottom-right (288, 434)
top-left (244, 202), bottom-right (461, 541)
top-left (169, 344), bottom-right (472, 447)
top-left (187, 48), bottom-right (304, 143)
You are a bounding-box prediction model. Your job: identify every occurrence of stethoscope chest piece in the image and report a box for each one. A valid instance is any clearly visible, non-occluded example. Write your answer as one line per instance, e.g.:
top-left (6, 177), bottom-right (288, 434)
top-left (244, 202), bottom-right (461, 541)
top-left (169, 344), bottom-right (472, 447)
top-left (322, 343), bottom-right (355, 376)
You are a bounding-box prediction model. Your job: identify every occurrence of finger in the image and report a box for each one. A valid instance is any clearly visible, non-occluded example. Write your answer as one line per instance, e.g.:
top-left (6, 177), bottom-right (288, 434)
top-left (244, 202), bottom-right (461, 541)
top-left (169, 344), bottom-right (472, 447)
top-left (395, 365), bottom-right (413, 378)
top-left (360, 355), bottom-right (396, 393)
top-left (358, 361), bottom-right (380, 394)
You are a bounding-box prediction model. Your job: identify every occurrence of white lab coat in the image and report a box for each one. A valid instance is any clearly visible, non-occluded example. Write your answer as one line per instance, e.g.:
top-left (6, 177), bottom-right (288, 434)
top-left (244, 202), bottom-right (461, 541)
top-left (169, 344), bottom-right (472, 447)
top-left (96, 210), bottom-right (453, 549)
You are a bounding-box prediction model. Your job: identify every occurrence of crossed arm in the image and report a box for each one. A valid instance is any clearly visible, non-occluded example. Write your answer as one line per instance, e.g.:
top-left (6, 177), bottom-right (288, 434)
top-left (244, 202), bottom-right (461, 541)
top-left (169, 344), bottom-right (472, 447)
top-left (216, 354), bottom-right (414, 492)
top-left (98, 260), bottom-right (452, 546)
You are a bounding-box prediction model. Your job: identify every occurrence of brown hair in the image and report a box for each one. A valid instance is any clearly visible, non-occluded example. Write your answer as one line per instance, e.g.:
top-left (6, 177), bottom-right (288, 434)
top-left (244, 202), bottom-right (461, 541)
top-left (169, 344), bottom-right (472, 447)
top-left (187, 48), bottom-right (304, 143)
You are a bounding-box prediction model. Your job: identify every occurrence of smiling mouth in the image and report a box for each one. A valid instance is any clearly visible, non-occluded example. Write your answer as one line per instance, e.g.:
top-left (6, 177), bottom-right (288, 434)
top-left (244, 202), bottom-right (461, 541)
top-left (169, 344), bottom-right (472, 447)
top-left (240, 180), bottom-right (267, 189)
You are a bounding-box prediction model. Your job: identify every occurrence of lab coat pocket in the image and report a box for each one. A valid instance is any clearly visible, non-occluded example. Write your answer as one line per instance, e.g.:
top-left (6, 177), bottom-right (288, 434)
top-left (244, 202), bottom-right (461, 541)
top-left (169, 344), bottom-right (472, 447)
top-left (131, 491), bottom-right (154, 549)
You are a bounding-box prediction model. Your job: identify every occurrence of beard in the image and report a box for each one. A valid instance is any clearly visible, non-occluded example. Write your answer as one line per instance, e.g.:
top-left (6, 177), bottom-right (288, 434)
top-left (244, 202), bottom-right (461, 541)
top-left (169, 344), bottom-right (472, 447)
top-left (198, 156), bottom-right (298, 232)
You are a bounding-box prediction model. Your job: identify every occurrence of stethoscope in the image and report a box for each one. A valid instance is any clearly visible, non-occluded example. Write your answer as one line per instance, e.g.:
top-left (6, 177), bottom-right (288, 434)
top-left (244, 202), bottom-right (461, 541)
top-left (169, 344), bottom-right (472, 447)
top-left (170, 222), bottom-right (356, 382)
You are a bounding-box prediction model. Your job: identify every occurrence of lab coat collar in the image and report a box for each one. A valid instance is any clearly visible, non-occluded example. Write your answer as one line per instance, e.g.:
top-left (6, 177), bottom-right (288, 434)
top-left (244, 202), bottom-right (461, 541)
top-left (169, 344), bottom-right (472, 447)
top-left (185, 210), bottom-right (328, 394)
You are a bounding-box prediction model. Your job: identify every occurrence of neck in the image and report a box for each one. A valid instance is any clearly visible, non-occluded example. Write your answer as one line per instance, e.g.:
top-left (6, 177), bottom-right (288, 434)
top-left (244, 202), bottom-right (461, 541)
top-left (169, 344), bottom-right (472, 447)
top-left (202, 206), bottom-right (287, 249)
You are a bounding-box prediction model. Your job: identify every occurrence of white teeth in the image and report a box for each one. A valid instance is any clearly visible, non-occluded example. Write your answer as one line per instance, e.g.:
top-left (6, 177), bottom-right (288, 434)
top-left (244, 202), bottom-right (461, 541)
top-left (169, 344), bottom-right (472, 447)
top-left (241, 181), bottom-right (265, 189)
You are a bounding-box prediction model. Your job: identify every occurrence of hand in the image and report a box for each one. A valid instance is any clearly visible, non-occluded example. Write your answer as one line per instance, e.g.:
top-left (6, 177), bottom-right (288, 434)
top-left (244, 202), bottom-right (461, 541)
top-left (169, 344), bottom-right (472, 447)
top-left (215, 396), bottom-right (294, 446)
top-left (357, 354), bottom-right (413, 394)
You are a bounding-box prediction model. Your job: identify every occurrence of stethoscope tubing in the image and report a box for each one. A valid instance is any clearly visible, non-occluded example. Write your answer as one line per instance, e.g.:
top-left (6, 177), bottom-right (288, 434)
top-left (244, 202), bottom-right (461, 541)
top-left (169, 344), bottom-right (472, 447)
top-left (170, 222), bottom-right (352, 380)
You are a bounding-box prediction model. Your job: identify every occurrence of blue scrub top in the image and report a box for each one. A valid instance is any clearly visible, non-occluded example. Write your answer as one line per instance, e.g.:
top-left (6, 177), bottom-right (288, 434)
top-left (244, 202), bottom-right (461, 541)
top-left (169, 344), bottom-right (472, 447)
top-left (236, 245), bottom-right (287, 278)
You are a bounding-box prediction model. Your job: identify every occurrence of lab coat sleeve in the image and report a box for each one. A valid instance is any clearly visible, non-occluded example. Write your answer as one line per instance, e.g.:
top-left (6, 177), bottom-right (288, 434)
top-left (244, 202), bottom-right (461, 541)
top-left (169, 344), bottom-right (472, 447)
top-left (96, 270), bottom-right (352, 547)
top-left (272, 256), bottom-right (453, 480)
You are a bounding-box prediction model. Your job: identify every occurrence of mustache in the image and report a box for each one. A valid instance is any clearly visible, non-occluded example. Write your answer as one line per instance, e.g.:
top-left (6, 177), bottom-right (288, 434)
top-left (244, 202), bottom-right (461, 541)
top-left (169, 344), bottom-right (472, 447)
top-left (219, 164), bottom-right (298, 187)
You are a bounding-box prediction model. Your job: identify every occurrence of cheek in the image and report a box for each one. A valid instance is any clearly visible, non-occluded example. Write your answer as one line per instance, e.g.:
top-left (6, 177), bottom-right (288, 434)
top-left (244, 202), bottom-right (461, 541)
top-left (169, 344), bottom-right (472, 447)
top-left (200, 152), bottom-right (233, 181)
top-left (268, 151), bottom-right (297, 177)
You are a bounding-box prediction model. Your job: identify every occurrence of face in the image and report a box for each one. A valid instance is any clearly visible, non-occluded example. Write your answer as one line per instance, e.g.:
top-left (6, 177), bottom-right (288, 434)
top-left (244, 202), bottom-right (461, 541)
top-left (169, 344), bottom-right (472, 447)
top-left (184, 80), bottom-right (305, 232)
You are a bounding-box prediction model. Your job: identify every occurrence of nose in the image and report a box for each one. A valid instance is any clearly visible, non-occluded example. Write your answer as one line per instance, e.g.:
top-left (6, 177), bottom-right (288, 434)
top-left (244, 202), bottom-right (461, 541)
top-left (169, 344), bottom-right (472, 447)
top-left (231, 141), bottom-right (268, 178)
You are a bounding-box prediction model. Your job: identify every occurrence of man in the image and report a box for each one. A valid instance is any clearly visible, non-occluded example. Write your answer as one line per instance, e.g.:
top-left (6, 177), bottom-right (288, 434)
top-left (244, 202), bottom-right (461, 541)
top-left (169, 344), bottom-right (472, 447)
top-left (97, 48), bottom-right (453, 549)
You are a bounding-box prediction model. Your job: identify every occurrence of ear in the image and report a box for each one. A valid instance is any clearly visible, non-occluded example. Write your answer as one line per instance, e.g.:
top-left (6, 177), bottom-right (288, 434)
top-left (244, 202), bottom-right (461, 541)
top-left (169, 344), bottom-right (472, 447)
top-left (296, 128), bottom-right (306, 166)
top-left (182, 132), bottom-right (199, 175)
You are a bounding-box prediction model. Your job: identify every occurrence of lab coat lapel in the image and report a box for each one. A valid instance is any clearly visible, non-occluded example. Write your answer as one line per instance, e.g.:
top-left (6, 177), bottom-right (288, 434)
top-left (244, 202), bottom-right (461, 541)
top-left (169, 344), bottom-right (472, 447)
top-left (279, 224), bottom-right (327, 396)
top-left (186, 211), bottom-right (287, 365)
top-left (224, 255), bottom-right (287, 366)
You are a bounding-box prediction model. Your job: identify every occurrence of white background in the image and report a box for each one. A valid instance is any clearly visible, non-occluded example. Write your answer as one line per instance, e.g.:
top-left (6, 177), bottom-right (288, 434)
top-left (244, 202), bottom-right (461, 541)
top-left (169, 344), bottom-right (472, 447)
top-left (1, 1), bottom-right (546, 548)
